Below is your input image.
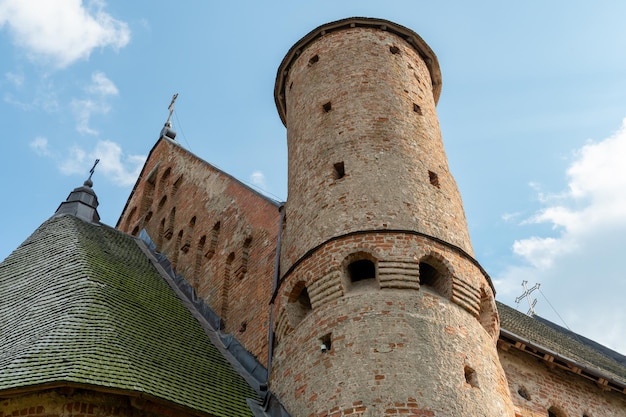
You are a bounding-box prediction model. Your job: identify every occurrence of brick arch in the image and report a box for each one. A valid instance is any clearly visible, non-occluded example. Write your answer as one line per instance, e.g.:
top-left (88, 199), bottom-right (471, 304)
top-left (125, 206), bottom-right (137, 230)
top-left (418, 251), bottom-right (453, 298)
top-left (478, 285), bottom-right (499, 339)
top-left (158, 166), bottom-right (171, 196)
top-left (548, 405), bottom-right (568, 417)
top-left (341, 250), bottom-right (378, 293)
top-left (285, 279), bottom-right (313, 329)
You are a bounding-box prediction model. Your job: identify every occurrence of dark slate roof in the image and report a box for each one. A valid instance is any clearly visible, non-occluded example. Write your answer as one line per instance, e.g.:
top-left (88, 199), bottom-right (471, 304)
top-left (498, 301), bottom-right (626, 387)
top-left (0, 214), bottom-right (257, 416)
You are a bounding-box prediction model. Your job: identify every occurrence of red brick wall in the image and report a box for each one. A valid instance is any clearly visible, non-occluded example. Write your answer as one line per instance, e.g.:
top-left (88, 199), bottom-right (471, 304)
top-left (270, 232), bottom-right (512, 417)
top-left (0, 389), bottom-right (197, 417)
top-left (500, 348), bottom-right (626, 417)
top-left (279, 25), bottom-right (473, 277)
top-left (117, 138), bottom-right (280, 365)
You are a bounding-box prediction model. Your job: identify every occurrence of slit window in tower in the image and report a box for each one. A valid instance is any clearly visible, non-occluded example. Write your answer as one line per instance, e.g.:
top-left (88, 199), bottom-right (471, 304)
top-left (464, 366), bottom-right (479, 388)
top-left (334, 161), bottom-right (345, 180)
top-left (413, 103), bottom-right (422, 115)
top-left (428, 170), bottom-right (440, 188)
top-left (323, 101), bottom-right (332, 113)
top-left (309, 54), bottom-right (319, 65)
top-left (320, 333), bottom-right (332, 352)
top-left (517, 386), bottom-right (531, 401)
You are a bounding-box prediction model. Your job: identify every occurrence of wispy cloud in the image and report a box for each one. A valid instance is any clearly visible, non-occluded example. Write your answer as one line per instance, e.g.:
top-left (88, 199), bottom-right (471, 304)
top-left (5, 71), bottom-right (24, 88)
top-left (0, 0), bottom-right (130, 68)
top-left (496, 118), bottom-right (626, 353)
top-left (29, 136), bottom-right (53, 156)
top-left (71, 71), bottom-right (118, 134)
top-left (31, 137), bottom-right (145, 187)
top-left (250, 170), bottom-right (267, 189)
top-left (87, 71), bottom-right (118, 96)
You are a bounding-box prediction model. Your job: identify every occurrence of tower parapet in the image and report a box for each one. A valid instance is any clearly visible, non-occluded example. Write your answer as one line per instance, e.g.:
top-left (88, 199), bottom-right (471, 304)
top-left (271, 18), bottom-right (514, 417)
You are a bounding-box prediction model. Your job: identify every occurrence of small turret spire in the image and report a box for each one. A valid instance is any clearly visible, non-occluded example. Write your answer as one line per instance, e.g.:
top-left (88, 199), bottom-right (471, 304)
top-left (54, 159), bottom-right (101, 223)
top-left (160, 93), bottom-right (178, 140)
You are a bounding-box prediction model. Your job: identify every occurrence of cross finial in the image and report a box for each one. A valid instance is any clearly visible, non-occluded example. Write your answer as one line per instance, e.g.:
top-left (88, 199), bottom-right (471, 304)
top-left (88, 159), bottom-right (100, 181)
top-left (515, 280), bottom-right (541, 316)
top-left (166, 93), bottom-right (178, 126)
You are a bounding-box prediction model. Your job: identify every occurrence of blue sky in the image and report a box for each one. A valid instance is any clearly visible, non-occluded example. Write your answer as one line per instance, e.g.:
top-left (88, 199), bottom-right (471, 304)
top-left (1, 1), bottom-right (626, 353)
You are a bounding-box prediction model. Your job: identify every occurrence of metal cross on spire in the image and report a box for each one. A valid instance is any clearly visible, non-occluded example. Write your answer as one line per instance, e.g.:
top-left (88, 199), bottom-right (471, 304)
top-left (88, 159), bottom-right (100, 181)
top-left (166, 93), bottom-right (178, 127)
top-left (515, 280), bottom-right (541, 316)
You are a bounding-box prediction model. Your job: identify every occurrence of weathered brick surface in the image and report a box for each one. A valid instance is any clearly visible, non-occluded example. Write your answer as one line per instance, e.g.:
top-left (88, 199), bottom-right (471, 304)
top-left (270, 231), bottom-right (512, 416)
top-left (117, 139), bottom-right (280, 365)
top-left (279, 25), bottom-right (473, 277)
top-left (271, 20), bottom-right (514, 417)
top-left (0, 389), bottom-right (197, 417)
top-left (500, 347), bottom-right (626, 417)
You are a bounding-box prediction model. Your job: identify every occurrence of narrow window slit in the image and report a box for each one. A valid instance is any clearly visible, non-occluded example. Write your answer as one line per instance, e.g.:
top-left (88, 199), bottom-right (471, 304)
top-left (413, 103), bottom-right (422, 115)
top-left (428, 170), bottom-right (440, 188)
top-left (323, 102), bottom-right (332, 113)
top-left (334, 162), bottom-right (345, 179)
top-left (320, 333), bottom-right (332, 352)
top-left (464, 366), bottom-right (479, 388)
top-left (309, 54), bottom-right (319, 65)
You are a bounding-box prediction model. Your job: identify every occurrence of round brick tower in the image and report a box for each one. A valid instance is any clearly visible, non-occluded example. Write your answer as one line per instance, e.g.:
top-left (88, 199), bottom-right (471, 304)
top-left (271, 18), bottom-right (515, 417)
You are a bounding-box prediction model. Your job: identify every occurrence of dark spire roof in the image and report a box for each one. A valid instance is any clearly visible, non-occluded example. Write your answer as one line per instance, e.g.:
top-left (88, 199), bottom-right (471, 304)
top-left (54, 178), bottom-right (101, 223)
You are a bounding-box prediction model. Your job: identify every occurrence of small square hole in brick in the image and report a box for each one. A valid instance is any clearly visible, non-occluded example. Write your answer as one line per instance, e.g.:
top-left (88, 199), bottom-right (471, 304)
top-left (309, 54), bottom-right (319, 65)
top-left (413, 103), bottom-right (422, 115)
top-left (389, 45), bottom-right (400, 54)
top-left (323, 102), bottom-right (332, 113)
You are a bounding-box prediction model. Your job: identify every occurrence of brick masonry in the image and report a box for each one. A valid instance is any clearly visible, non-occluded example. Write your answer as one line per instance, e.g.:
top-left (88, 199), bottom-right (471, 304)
top-left (270, 20), bottom-right (515, 417)
top-left (117, 139), bottom-right (280, 365)
top-left (0, 389), bottom-right (198, 417)
top-left (500, 348), bottom-right (626, 417)
top-left (278, 25), bottom-right (473, 278)
top-left (108, 17), bottom-right (626, 417)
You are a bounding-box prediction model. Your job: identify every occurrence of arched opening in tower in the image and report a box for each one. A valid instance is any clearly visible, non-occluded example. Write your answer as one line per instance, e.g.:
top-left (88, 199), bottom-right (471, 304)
top-left (418, 261), bottom-right (446, 296)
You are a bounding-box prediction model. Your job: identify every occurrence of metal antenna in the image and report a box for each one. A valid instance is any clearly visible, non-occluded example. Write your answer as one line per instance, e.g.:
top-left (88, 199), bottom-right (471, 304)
top-left (515, 280), bottom-right (540, 316)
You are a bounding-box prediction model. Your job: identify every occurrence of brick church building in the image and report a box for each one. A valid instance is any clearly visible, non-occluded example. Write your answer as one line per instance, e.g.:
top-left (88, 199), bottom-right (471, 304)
top-left (2, 17), bottom-right (625, 417)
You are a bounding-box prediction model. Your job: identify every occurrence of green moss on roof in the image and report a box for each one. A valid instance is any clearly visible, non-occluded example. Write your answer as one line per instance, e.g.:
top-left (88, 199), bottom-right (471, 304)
top-left (0, 214), bottom-right (256, 416)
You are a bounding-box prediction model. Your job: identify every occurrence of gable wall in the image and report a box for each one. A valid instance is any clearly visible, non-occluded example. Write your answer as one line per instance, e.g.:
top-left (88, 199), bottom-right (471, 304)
top-left (117, 138), bottom-right (280, 366)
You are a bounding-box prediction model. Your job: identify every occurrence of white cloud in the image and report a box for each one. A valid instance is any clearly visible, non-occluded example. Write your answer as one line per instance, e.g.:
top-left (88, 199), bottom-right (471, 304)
top-left (496, 118), bottom-right (626, 353)
top-left (87, 71), bottom-right (118, 96)
top-left (33, 138), bottom-right (144, 187)
top-left (70, 71), bottom-right (118, 134)
top-left (0, 0), bottom-right (130, 68)
top-left (250, 170), bottom-right (267, 188)
top-left (5, 71), bottom-right (24, 87)
top-left (29, 136), bottom-right (52, 156)
top-left (71, 98), bottom-right (108, 135)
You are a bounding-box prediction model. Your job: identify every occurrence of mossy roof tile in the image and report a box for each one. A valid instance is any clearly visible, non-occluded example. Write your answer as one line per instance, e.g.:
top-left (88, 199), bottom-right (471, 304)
top-left (0, 214), bottom-right (256, 416)
top-left (498, 301), bottom-right (626, 384)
